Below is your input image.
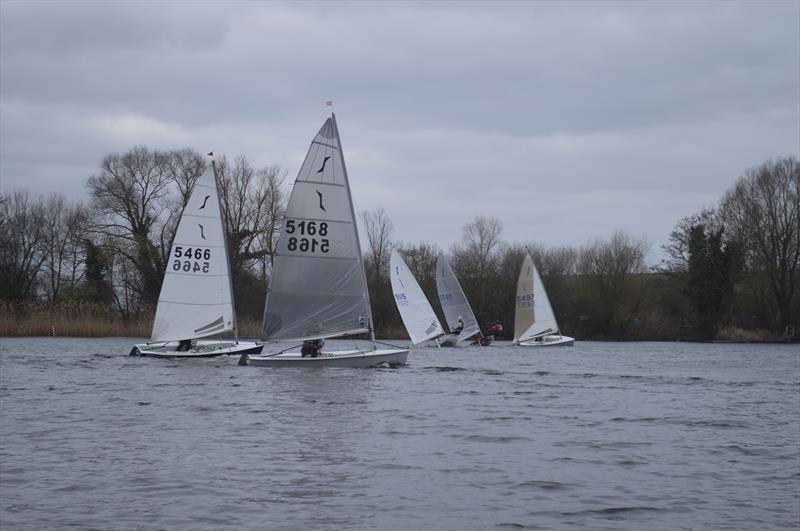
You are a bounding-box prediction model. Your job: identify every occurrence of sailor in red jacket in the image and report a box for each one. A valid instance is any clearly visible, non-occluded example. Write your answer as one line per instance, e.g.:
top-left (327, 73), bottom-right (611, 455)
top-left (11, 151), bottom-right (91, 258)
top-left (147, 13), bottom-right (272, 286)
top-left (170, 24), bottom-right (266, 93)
top-left (488, 321), bottom-right (503, 338)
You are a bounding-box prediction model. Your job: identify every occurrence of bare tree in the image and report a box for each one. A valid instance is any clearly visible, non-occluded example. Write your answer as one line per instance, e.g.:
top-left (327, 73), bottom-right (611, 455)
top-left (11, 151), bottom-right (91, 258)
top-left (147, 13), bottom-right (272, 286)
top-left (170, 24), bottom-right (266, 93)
top-left (578, 231), bottom-right (649, 336)
top-left (720, 156), bottom-right (800, 329)
top-left (87, 146), bottom-right (174, 305)
top-left (41, 193), bottom-right (88, 302)
top-left (660, 208), bottom-right (721, 273)
top-left (217, 155), bottom-right (286, 278)
top-left (215, 155), bottom-right (286, 320)
top-left (0, 191), bottom-right (48, 301)
top-left (360, 207), bottom-right (394, 285)
top-left (459, 215), bottom-right (504, 277)
top-left (165, 148), bottom-right (207, 209)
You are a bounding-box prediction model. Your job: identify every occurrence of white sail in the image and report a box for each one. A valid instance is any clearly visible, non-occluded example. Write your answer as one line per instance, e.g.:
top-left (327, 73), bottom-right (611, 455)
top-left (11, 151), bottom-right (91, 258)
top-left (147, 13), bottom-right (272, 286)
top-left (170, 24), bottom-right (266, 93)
top-left (515, 253), bottom-right (559, 342)
top-left (151, 160), bottom-right (235, 342)
top-left (261, 115), bottom-right (372, 341)
top-left (435, 253), bottom-right (480, 341)
top-left (390, 249), bottom-right (444, 345)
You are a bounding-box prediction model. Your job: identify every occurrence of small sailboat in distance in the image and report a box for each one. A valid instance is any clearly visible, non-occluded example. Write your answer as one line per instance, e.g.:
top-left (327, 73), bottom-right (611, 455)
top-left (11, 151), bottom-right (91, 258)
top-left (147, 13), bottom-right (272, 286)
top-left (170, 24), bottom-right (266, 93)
top-left (130, 156), bottom-right (262, 358)
top-left (390, 249), bottom-right (444, 345)
top-left (513, 253), bottom-right (574, 347)
top-left (241, 114), bottom-right (408, 368)
top-left (435, 253), bottom-right (484, 346)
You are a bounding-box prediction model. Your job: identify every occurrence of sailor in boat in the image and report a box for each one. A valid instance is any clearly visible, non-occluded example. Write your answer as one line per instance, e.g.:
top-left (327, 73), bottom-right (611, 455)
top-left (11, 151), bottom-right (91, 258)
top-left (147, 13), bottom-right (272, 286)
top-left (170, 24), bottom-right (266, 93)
top-left (451, 316), bottom-right (464, 336)
top-left (177, 339), bottom-right (193, 352)
top-left (473, 334), bottom-right (489, 346)
top-left (488, 321), bottom-right (504, 339)
top-left (301, 338), bottom-right (325, 358)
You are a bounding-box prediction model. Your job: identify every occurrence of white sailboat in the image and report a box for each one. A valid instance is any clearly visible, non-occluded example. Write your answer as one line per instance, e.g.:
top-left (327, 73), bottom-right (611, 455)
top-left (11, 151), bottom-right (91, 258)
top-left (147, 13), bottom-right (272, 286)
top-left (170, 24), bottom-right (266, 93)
top-left (513, 253), bottom-right (574, 347)
top-left (435, 253), bottom-right (484, 347)
top-left (242, 114), bottom-right (408, 368)
top-left (130, 157), bottom-right (263, 358)
top-left (390, 249), bottom-right (444, 345)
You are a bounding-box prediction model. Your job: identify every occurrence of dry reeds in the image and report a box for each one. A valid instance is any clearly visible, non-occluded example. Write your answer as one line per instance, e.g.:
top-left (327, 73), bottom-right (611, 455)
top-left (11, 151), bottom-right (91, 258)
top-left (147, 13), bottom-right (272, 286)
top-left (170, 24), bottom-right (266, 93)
top-left (716, 326), bottom-right (776, 342)
top-left (0, 301), bottom-right (152, 337)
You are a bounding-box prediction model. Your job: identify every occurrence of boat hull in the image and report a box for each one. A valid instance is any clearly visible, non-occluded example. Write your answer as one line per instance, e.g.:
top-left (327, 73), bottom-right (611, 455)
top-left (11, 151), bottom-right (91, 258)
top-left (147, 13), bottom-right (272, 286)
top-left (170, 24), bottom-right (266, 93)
top-left (438, 335), bottom-right (459, 347)
top-left (130, 340), bottom-right (263, 358)
top-left (242, 348), bottom-right (408, 368)
top-left (516, 335), bottom-right (575, 347)
top-left (438, 332), bottom-right (490, 347)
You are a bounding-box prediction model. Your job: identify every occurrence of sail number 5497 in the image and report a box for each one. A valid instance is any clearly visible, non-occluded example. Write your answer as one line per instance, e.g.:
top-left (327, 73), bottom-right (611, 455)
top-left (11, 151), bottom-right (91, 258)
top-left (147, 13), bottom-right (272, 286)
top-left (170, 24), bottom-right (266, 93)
top-left (285, 219), bottom-right (330, 254)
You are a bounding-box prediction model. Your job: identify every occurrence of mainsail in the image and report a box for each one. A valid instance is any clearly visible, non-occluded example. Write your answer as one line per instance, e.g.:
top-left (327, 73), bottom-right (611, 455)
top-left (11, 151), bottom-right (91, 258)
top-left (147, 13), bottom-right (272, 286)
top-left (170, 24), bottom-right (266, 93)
top-left (435, 253), bottom-right (480, 341)
top-left (151, 160), bottom-right (235, 342)
top-left (261, 115), bottom-right (372, 341)
top-left (390, 249), bottom-right (444, 345)
top-left (514, 253), bottom-right (559, 342)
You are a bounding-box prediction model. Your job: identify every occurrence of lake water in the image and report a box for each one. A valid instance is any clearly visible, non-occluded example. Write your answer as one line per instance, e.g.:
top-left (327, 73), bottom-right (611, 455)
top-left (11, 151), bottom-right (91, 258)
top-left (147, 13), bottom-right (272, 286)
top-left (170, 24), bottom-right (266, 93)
top-left (1, 337), bottom-right (798, 530)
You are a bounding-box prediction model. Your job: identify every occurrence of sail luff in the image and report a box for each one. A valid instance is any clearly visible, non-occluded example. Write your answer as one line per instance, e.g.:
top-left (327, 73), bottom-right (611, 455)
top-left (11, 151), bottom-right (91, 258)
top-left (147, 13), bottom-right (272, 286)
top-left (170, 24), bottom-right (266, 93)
top-left (332, 113), bottom-right (375, 343)
top-left (514, 254), bottom-right (535, 343)
top-left (213, 159), bottom-right (238, 343)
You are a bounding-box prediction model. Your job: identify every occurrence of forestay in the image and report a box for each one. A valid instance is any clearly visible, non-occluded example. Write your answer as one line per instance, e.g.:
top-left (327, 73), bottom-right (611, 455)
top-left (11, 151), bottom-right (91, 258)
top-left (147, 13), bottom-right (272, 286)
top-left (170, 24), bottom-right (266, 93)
top-left (390, 249), bottom-right (444, 345)
top-left (435, 253), bottom-right (480, 341)
top-left (262, 116), bottom-right (371, 341)
top-left (151, 160), bottom-right (235, 342)
top-left (514, 253), bottom-right (559, 342)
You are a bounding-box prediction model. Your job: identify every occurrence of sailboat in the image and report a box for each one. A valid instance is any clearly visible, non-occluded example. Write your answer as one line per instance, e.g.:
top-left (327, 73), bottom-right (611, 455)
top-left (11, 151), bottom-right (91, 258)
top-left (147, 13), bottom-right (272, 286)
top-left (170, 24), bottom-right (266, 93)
top-left (390, 249), bottom-right (444, 345)
top-left (435, 253), bottom-right (484, 347)
top-left (241, 114), bottom-right (408, 368)
top-left (130, 156), bottom-right (263, 358)
top-left (513, 253), bottom-right (574, 347)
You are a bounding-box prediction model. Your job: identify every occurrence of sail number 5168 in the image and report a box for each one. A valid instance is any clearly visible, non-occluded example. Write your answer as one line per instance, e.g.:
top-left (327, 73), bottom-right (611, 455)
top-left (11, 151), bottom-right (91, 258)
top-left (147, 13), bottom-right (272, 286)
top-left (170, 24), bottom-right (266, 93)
top-left (285, 220), bottom-right (328, 236)
top-left (285, 219), bottom-right (330, 254)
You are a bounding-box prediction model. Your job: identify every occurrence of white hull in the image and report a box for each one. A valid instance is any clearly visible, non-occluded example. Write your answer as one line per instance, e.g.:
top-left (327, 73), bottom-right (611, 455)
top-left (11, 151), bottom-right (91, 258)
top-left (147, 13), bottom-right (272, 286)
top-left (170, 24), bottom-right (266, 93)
top-left (242, 348), bottom-right (408, 368)
top-left (516, 335), bottom-right (575, 347)
top-left (130, 340), bottom-right (263, 358)
top-left (438, 334), bottom-right (460, 347)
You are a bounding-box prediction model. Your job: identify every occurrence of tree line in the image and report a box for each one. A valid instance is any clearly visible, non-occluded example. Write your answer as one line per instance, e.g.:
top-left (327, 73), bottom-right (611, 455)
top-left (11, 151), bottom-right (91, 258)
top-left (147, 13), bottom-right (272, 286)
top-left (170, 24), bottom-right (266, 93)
top-left (2, 148), bottom-right (797, 341)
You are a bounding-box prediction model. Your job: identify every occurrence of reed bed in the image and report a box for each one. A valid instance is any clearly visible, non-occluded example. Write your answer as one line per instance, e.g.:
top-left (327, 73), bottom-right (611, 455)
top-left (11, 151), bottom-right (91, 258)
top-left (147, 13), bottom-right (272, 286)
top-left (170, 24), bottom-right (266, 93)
top-left (716, 326), bottom-right (777, 342)
top-left (236, 319), bottom-right (262, 339)
top-left (0, 301), bottom-right (152, 337)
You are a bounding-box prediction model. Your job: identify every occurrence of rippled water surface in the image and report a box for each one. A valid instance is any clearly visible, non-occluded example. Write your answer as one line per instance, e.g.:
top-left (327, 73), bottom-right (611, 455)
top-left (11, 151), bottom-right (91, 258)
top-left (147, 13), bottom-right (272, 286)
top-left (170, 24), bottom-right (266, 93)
top-left (1, 338), bottom-right (798, 530)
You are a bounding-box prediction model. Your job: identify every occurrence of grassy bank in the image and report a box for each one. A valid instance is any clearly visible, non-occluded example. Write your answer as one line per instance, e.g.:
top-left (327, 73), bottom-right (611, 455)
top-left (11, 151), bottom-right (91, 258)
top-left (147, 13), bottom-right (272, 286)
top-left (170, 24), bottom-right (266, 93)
top-left (1, 302), bottom-right (791, 342)
top-left (0, 302), bottom-right (152, 337)
top-left (0, 303), bottom-right (283, 340)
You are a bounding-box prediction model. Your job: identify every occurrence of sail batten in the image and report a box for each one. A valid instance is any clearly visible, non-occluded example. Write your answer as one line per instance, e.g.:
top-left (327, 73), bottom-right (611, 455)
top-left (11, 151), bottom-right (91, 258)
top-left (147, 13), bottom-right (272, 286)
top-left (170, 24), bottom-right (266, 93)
top-left (435, 253), bottom-right (481, 342)
top-left (261, 115), bottom-right (373, 342)
top-left (150, 160), bottom-right (235, 342)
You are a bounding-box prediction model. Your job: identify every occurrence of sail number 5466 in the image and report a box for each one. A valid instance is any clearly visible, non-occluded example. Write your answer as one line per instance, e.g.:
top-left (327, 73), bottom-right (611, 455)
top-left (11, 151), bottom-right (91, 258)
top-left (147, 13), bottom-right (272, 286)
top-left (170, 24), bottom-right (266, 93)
top-left (285, 219), bottom-right (330, 254)
top-left (172, 246), bottom-right (211, 274)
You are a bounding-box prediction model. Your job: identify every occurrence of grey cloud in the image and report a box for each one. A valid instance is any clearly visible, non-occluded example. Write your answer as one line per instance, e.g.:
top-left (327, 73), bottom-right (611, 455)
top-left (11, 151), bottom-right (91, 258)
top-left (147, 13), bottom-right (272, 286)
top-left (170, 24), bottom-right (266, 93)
top-left (1, 0), bottom-right (798, 261)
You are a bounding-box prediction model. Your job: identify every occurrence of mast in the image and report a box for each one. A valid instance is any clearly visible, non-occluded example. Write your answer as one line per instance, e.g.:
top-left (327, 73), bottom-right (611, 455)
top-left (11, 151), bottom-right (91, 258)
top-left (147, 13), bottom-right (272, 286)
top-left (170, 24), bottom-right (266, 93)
top-left (212, 159), bottom-right (239, 343)
top-left (331, 113), bottom-right (376, 342)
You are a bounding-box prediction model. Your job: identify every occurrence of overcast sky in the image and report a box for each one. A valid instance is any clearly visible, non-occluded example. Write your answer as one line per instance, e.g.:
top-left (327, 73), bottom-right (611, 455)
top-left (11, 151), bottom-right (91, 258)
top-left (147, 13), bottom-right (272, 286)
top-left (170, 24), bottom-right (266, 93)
top-left (1, 1), bottom-right (798, 262)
